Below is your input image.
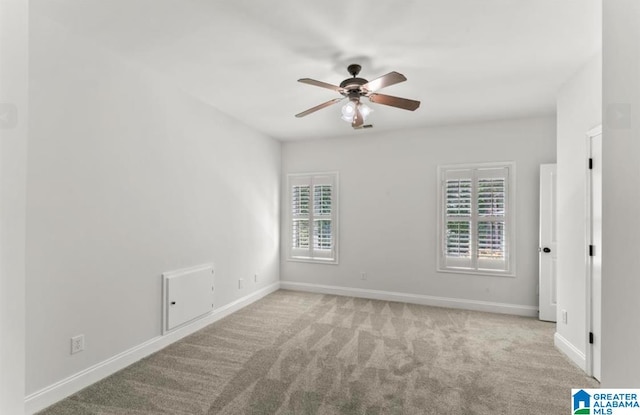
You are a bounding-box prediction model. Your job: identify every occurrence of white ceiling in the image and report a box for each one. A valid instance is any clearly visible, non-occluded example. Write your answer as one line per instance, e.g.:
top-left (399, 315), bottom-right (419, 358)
top-left (34, 0), bottom-right (601, 141)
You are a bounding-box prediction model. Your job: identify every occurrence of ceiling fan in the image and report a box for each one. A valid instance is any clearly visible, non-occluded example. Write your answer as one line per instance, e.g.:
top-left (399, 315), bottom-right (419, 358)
top-left (295, 64), bottom-right (421, 129)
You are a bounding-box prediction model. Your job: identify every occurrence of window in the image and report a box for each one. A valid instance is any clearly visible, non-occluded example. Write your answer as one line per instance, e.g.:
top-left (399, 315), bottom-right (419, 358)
top-left (288, 172), bottom-right (338, 263)
top-left (438, 162), bottom-right (515, 276)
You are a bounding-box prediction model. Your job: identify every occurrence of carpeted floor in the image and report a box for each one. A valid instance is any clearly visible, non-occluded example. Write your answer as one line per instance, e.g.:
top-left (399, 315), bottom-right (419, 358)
top-left (38, 290), bottom-right (597, 414)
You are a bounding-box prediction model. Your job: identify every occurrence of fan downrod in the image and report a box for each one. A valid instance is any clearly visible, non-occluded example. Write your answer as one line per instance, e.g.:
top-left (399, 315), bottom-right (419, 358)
top-left (347, 64), bottom-right (362, 78)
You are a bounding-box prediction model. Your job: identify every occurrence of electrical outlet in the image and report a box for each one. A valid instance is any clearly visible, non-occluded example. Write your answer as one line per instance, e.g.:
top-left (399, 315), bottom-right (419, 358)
top-left (360, 272), bottom-right (367, 280)
top-left (562, 309), bottom-right (568, 324)
top-left (71, 335), bottom-right (85, 354)
top-left (254, 274), bottom-right (258, 283)
top-left (239, 279), bottom-right (244, 289)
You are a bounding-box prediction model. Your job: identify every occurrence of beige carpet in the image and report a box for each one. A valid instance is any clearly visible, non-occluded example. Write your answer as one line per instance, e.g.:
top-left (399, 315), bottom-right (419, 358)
top-left (38, 290), bottom-right (597, 414)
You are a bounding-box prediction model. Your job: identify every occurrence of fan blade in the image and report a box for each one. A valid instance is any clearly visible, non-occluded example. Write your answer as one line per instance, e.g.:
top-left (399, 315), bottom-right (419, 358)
top-left (368, 93), bottom-right (420, 111)
top-left (298, 78), bottom-right (344, 93)
top-left (295, 98), bottom-right (344, 118)
top-left (352, 103), bottom-right (364, 128)
top-left (362, 71), bottom-right (407, 92)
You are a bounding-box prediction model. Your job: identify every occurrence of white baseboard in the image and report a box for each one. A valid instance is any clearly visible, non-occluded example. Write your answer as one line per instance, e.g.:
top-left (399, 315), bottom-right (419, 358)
top-left (554, 332), bottom-right (587, 371)
top-left (24, 282), bottom-right (280, 415)
top-left (280, 281), bottom-right (539, 317)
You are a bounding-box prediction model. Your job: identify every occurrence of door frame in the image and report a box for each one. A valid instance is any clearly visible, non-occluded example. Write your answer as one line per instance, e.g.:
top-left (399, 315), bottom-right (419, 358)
top-left (585, 124), bottom-right (602, 379)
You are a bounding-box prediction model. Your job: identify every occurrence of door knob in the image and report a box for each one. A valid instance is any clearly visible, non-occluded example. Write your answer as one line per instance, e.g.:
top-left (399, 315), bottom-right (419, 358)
top-left (543, 247), bottom-right (551, 253)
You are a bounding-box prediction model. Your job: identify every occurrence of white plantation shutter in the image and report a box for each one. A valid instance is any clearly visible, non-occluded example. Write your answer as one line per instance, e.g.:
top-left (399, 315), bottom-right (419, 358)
top-left (439, 164), bottom-right (514, 275)
top-left (291, 184), bottom-right (310, 250)
top-left (444, 170), bottom-right (473, 269)
top-left (288, 173), bottom-right (338, 262)
top-left (476, 167), bottom-right (509, 272)
top-left (313, 184), bottom-right (332, 251)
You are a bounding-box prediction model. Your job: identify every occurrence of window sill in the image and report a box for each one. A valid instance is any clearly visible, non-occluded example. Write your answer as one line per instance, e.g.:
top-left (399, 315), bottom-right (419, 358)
top-left (437, 267), bottom-right (515, 278)
top-left (287, 257), bottom-right (339, 265)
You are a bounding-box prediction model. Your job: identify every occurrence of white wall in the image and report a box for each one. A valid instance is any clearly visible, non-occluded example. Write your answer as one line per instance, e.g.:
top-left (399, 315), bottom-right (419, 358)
top-left (0, 0), bottom-right (27, 413)
top-left (601, 0), bottom-right (640, 387)
top-left (26, 15), bottom-right (280, 397)
top-left (281, 117), bottom-right (556, 312)
top-left (555, 53), bottom-right (602, 368)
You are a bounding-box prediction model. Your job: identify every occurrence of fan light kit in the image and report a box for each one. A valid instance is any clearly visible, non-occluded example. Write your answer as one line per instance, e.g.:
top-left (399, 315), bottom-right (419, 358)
top-left (295, 64), bottom-right (420, 129)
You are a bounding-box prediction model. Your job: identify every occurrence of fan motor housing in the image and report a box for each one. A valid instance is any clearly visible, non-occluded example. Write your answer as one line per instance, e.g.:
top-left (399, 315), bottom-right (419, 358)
top-left (339, 77), bottom-right (368, 95)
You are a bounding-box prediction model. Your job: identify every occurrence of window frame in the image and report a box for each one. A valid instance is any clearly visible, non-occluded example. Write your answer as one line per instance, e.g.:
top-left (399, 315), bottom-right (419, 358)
top-left (287, 171), bottom-right (339, 264)
top-left (437, 162), bottom-right (516, 277)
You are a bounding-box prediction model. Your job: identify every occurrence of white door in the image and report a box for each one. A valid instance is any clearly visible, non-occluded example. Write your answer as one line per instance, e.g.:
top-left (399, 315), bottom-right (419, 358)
top-left (590, 128), bottom-right (602, 380)
top-left (539, 164), bottom-right (557, 322)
